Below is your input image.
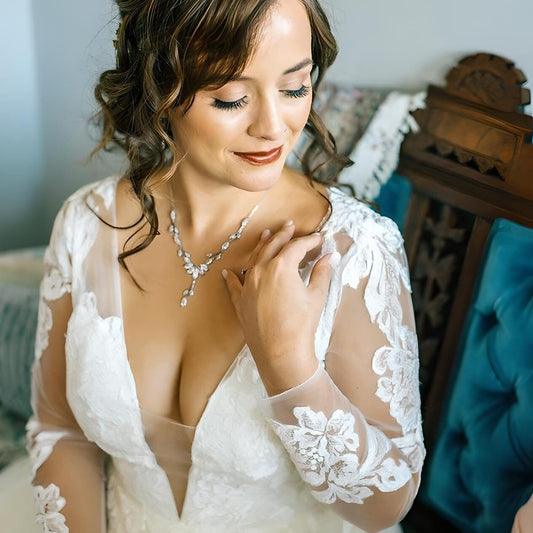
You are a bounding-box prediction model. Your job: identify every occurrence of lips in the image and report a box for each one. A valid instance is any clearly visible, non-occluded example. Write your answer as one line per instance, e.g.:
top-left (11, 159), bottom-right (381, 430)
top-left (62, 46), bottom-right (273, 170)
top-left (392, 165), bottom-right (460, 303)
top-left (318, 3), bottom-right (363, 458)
top-left (234, 146), bottom-right (283, 165)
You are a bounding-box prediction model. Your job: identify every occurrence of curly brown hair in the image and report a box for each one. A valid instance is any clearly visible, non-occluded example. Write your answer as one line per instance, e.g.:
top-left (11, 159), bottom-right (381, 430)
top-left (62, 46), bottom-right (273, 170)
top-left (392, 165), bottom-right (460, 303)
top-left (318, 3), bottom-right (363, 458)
top-left (91, 0), bottom-right (351, 272)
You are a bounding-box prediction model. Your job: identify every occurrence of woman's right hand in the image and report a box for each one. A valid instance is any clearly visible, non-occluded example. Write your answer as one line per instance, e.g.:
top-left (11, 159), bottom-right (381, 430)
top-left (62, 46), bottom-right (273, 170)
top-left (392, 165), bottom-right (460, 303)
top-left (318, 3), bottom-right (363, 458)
top-left (222, 221), bottom-right (337, 395)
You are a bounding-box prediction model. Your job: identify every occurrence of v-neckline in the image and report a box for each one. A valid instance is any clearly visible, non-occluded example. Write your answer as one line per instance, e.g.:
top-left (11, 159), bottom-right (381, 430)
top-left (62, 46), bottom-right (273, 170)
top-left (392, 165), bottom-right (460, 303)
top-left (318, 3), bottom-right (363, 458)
top-left (118, 313), bottom-right (250, 520)
top-left (105, 175), bottom-right (337, 521)
top-left (132, 342), bottom-right (249, 431)
top-left (109, 177), bottom-right (256, 520)
top-left (111, 176), bottom-right (249, 429)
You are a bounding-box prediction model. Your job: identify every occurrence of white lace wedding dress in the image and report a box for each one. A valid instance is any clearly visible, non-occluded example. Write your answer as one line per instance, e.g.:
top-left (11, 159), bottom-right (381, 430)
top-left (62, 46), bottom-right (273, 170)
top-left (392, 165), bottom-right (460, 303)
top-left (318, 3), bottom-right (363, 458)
top-left (12, 175), bottom-right (424, 532)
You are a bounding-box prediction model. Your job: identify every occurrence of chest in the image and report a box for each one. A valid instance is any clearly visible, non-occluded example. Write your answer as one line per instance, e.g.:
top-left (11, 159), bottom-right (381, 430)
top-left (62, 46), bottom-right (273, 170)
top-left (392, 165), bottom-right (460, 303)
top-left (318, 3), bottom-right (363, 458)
top-left (66, 306), bottom-right (309, 527)
top-left (64, 300), bottom-right (302, 523)
top-left (118, 232), bottom-right (248, 427)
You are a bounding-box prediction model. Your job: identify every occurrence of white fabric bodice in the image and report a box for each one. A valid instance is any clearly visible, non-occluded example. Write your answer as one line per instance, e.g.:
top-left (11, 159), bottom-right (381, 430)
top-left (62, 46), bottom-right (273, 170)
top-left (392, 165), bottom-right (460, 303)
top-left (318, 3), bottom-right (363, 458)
top-left (27, 176), bottom-right (424, 532)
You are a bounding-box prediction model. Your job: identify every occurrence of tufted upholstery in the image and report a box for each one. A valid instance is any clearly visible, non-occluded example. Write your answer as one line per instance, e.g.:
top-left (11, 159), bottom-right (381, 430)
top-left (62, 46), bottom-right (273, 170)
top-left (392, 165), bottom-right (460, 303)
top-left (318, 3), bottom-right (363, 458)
top-left (420, 218), bottom-right (533, 532)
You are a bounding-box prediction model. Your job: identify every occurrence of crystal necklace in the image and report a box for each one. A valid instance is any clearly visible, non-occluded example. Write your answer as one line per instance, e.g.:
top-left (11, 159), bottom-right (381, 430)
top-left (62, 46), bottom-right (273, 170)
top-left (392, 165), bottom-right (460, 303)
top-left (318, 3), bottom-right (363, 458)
top-left (168, 186), bottom-right (261, 307)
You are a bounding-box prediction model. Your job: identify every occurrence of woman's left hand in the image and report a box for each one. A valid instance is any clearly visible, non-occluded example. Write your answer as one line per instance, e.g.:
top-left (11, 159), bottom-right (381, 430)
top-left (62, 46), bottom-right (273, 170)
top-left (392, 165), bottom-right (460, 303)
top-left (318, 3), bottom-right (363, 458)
top-left (223, 221), bottom-right (338, 395)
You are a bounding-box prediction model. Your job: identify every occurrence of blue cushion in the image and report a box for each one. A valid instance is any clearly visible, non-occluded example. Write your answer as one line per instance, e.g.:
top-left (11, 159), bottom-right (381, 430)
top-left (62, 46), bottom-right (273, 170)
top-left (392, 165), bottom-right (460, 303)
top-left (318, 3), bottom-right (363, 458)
top-left (0, 247), bottom-right (44, 419)
top-left (421, 219), bottom-right (533, 532)
top-left (376, 172), bottom-right (411, 232)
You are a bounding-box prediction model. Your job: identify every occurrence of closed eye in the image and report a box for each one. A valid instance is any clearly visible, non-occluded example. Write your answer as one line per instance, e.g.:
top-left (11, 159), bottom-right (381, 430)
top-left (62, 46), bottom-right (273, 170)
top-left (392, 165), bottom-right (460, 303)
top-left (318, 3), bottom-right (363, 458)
top-left (211, 84), bottom-right (310, 111)
top-left (212, 97), bottom-right (247, 111)
top-left (283, 85), bottom-right (311, 99)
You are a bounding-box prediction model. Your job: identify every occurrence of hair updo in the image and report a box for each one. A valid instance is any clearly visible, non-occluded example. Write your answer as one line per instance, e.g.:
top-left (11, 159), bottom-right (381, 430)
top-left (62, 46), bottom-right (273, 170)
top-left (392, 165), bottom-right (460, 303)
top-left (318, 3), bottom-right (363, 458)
top-left (92, 0), bottom-right (350, 266)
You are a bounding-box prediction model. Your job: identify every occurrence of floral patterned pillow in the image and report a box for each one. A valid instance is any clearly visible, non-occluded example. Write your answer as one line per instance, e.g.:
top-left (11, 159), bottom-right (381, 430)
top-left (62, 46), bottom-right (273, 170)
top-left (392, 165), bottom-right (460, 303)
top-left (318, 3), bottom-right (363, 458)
top-left (287, 82), bottom-right (390, 179)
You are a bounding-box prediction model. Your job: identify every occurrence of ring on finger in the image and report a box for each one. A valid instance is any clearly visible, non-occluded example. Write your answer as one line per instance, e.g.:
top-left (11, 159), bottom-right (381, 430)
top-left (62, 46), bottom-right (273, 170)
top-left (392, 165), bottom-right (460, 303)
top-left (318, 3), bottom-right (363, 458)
top-left (240, 266), bottom-right (254, 276)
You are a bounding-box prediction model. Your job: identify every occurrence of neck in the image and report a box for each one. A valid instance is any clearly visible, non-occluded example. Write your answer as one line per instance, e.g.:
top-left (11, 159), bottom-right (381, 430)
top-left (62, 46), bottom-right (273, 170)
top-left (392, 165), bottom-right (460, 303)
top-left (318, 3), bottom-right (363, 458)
top-left (159, 167), bottom-right (282, 240)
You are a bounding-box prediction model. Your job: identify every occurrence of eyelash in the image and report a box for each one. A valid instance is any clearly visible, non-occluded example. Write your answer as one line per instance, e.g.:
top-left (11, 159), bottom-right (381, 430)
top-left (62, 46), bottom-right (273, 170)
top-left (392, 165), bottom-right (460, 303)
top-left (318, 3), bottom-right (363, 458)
top-left (212, 85), bottom-right (311, 111)
top-left (284, 85), bottom-right (311, 99)
top-left (212, 98), bottom-right (248, 111)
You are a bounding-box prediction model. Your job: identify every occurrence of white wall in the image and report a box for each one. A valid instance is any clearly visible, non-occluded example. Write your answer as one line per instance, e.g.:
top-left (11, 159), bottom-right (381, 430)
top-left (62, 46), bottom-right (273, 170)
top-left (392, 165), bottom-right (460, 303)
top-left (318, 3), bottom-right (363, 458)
top-left (1, 0), bottom-right (532, 250)
top-left (326, 0), bottom-right (532, 98)
top-left (0, 1), bottom-right (45, 250)
top-left (31, 0), bottom-right (124, 229)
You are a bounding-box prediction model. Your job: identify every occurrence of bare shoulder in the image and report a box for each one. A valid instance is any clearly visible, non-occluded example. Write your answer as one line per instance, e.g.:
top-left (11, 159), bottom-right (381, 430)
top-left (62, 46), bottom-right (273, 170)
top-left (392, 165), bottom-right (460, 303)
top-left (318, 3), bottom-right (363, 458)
top-left (114, 176), bottom-right (145, 228)
top-left (280, 166), bottom-right (330, 236)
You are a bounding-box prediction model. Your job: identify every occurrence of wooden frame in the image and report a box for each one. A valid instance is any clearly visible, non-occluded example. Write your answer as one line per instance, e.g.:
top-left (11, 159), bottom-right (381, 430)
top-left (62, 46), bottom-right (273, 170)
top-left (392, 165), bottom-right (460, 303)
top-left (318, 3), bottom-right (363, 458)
top-left (397, 53), bottom-right (533, 532)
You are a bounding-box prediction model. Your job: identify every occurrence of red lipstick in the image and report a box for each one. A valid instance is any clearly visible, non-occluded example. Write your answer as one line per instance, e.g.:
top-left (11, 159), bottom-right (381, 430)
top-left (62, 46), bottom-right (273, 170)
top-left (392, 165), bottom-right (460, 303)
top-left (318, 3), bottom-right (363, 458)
top-left (234, 146), bottom-right (283, 165)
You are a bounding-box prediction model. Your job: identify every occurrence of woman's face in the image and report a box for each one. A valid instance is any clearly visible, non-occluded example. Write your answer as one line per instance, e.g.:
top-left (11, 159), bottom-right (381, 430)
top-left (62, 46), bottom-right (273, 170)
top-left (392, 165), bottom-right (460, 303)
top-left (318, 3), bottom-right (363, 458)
top-left (169, 0), bottom-right (313, 193)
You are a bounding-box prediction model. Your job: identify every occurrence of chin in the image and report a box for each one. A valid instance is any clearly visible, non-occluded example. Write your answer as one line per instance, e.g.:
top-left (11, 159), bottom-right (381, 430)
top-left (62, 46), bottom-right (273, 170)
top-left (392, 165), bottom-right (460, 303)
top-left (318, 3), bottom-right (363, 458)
top-left (234, 161), bottom-right (287, 193)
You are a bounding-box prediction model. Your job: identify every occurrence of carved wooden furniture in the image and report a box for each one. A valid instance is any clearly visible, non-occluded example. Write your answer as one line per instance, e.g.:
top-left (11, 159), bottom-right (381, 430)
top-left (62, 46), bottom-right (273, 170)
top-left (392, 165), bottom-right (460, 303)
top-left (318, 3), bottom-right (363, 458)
top-left (397, 53), bottom-right (533, 532)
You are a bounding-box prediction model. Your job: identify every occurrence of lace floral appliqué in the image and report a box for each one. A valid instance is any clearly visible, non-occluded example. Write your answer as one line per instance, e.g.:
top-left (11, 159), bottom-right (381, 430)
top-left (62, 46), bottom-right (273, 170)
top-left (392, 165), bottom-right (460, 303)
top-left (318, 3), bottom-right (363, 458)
top-left (35, 255), bottom-right (72, 361)
top-left (26, 418), bottom-right (71, 479)
top-left (272, 406), bottom-right (411, 506)
top-left (373, 329), bottom-right (419, 435)
top-left (34, 483), bottom-right (68, 532)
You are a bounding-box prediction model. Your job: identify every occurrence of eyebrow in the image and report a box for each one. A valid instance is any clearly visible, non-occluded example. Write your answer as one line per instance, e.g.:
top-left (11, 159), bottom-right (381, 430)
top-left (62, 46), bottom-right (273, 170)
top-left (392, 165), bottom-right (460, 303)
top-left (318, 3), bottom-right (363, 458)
top-left (282, 58), bottom-right (314, 75)
top-left (233, 58), bottom-right (314, 81)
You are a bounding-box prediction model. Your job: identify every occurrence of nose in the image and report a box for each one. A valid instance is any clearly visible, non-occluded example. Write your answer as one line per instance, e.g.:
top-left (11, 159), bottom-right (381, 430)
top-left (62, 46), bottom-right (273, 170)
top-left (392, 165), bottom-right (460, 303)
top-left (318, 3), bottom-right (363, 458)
top-left (247, 95), bottom-right (287, 141)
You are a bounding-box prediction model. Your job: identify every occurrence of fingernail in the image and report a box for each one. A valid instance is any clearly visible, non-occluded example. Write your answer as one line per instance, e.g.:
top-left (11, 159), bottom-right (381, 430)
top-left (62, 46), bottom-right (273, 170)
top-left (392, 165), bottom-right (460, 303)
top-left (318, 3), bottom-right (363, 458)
top-left (261, 229), bottom-right (271, 240)
top-left (284, 220), bottom-right (294, 227)
top-left (221, 269), bottom-right (228, 279)
top-left (328, 251), bottom-right (341, 268)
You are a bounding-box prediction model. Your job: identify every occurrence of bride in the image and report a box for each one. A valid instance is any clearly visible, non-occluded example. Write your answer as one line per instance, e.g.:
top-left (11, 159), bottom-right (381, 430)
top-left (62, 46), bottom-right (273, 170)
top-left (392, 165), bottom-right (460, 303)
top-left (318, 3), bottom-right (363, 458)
top-left (18, 0), bottom-right (425, 531)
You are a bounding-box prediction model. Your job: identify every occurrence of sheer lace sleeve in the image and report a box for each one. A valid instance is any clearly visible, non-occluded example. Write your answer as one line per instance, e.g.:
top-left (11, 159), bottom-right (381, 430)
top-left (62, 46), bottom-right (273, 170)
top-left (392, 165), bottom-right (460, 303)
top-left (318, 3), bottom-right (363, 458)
top-left (264, 216), bottom-right (425, 533)
top-left (27, 202), bottom-right (106, 532)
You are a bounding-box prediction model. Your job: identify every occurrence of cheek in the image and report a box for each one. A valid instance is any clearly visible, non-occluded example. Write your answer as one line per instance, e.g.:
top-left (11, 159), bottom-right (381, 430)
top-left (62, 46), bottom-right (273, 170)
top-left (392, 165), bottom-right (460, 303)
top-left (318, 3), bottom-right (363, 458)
top-left (196, 113), bottom-right (247, 149)
top-left (173, 108), bottom-right (245, 151)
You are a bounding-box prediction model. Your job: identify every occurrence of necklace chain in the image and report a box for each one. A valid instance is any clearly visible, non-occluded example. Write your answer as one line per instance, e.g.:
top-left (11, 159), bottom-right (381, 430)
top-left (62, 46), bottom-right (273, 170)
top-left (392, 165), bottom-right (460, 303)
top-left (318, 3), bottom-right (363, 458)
top-left (168, 187), bottom-right (261, 307)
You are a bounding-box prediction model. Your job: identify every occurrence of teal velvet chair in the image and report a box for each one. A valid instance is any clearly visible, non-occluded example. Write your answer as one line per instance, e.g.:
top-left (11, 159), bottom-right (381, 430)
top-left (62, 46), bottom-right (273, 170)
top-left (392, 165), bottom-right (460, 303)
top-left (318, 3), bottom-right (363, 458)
top-left (419, 218), bottom-right (533, 532)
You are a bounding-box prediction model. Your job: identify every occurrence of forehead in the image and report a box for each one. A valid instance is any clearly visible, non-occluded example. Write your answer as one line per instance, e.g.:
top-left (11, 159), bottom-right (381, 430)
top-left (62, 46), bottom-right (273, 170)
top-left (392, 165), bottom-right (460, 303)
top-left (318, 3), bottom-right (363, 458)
top-left (242, 0), bottom-right (312, 75)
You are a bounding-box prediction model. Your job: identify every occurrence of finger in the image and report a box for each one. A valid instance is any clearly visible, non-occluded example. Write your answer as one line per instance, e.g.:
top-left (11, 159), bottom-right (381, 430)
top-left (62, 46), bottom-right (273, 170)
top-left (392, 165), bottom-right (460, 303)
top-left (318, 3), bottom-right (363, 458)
top-left (245, 228), bottom-right (272, 269)
top-left (222, 269), bottom-right (243, 312)
top-left (254, 220), bottom-right (296, 265)
top-left (308, 251), bottom-right (340, 296)
top-left (274, 231), bottom-right (323, 268)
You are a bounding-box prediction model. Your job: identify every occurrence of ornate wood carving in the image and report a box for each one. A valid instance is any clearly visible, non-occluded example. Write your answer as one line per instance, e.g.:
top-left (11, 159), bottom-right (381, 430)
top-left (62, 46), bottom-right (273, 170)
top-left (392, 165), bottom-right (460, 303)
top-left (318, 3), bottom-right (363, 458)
top-left (445, 53), bottom-right (529, 113)
top-left (407, 199), bottom-right (473, 403)
top-left (397, 52), bottom-right (533, 445)
top-left (403, 53), bottom-right (533, 204)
